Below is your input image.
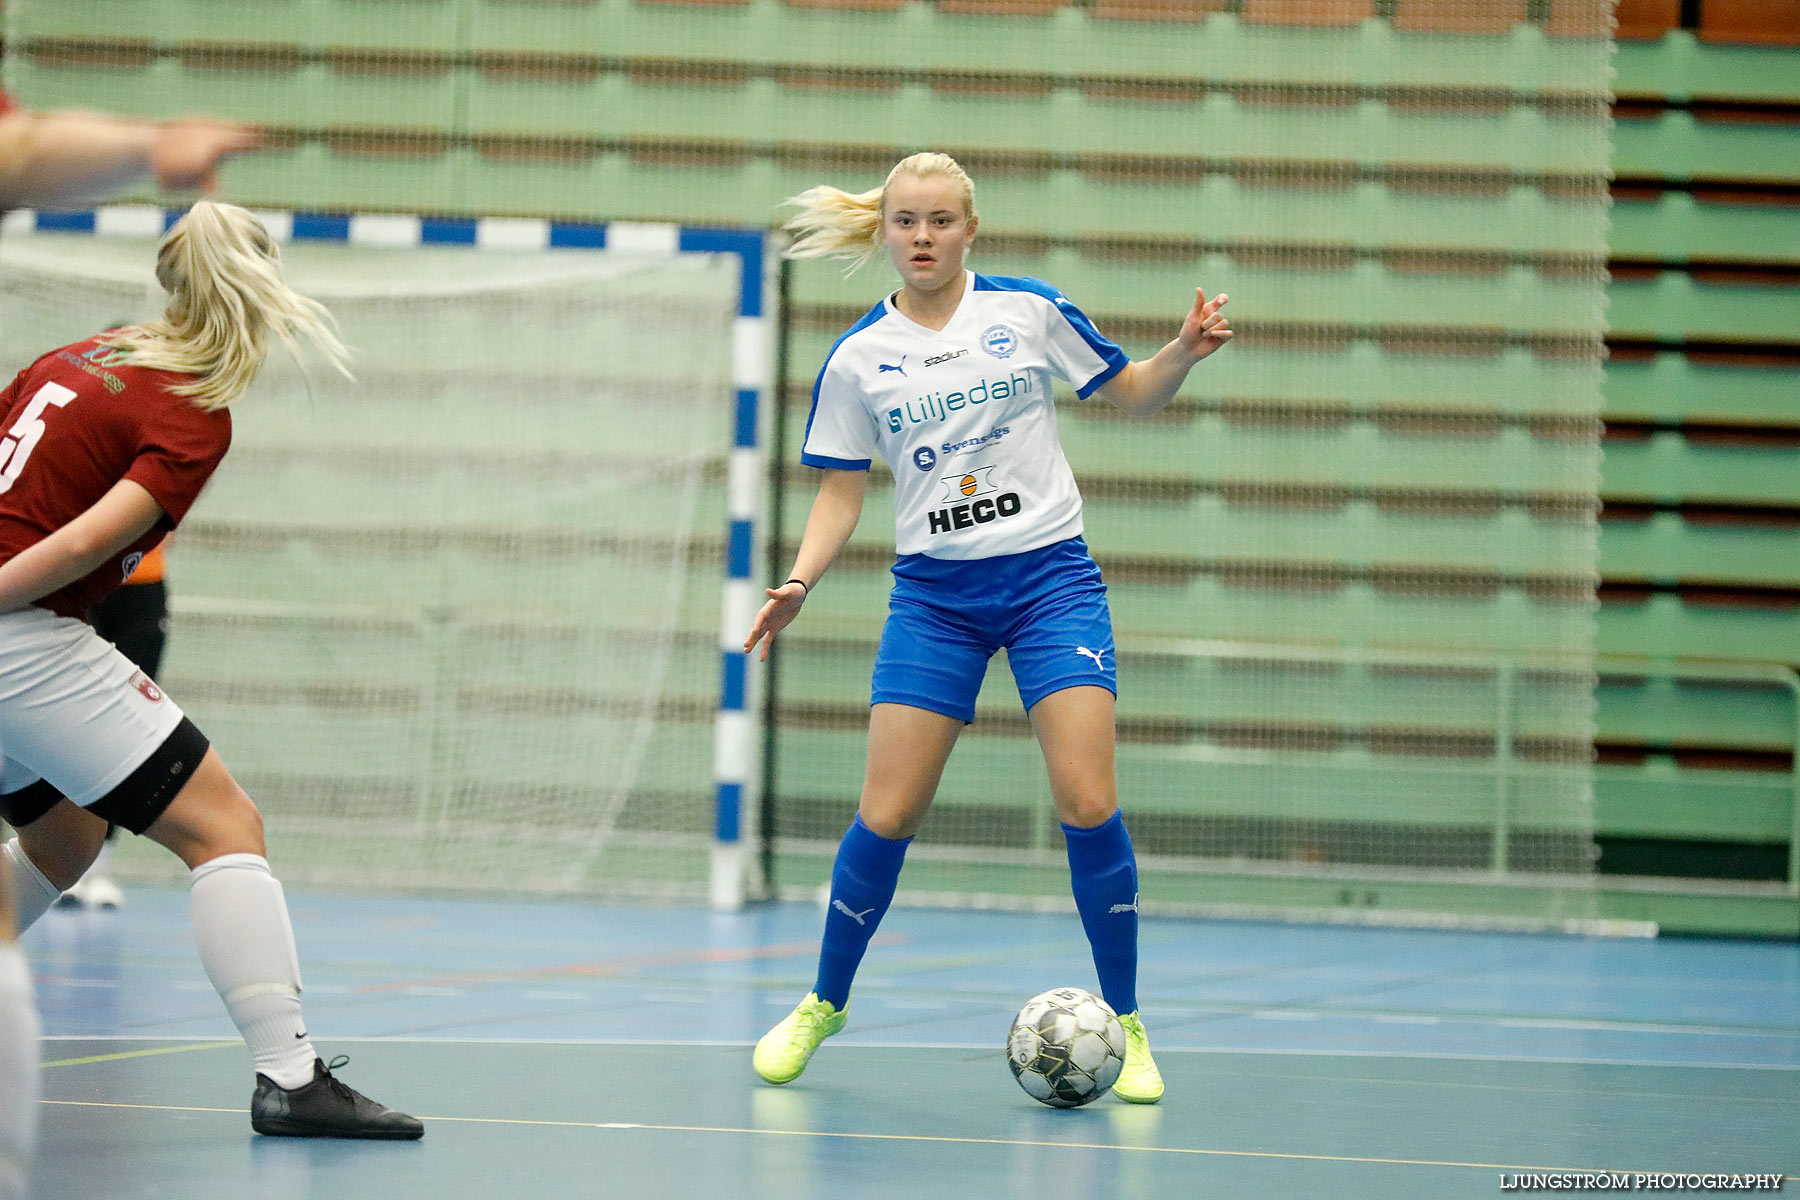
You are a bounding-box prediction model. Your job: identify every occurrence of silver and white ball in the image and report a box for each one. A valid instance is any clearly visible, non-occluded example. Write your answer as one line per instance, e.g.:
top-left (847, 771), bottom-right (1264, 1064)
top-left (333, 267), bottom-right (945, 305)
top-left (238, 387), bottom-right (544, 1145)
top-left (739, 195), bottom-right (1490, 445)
top-left (1006, 986), bottom-right (1125, 1108)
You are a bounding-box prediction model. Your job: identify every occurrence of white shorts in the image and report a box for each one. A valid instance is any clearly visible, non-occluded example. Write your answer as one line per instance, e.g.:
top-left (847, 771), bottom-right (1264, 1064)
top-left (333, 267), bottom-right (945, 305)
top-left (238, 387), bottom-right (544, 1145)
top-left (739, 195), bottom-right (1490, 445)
top-left (0, 606), bottom-right (186, 806)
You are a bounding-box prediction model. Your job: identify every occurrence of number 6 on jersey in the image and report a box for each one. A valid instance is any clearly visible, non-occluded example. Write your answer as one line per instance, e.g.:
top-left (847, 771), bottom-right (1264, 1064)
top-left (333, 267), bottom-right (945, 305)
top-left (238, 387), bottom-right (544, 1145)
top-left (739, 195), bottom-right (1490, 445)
top-left (0, 381), bottom-right (77, 494)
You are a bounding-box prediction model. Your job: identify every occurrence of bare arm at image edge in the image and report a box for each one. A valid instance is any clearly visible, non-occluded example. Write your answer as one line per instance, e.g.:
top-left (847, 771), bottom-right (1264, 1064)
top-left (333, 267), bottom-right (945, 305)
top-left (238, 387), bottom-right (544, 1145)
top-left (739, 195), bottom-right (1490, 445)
top-left (0, 106), bottom-right (259, 210)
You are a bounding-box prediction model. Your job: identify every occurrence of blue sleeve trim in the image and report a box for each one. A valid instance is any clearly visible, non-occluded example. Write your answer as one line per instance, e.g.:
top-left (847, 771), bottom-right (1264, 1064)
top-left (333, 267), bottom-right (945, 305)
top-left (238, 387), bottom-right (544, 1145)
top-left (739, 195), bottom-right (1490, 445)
top-left (1076, 356), bottom-right (1128, 400)
top-left (972, 272), bottom-right (1060, 302)
top-left (800, 300), bottom-right (888, 466)
top-left (800, 452), bottom-right (871, 471)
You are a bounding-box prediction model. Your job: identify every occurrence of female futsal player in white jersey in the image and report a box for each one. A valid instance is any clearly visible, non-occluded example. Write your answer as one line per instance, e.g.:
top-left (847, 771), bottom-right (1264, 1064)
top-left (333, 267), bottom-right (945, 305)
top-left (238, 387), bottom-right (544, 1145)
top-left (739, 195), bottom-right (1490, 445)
top-left (0, 201), bottom-right (421, 1140)
top-left (744, 152), bottom-right (1232, 1102)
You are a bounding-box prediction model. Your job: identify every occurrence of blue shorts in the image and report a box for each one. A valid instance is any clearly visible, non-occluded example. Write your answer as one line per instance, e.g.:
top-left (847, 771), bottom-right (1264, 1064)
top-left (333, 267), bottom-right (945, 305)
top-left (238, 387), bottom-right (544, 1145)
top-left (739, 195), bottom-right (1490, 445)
top-left (871, 536), bottom-right (1116, 723)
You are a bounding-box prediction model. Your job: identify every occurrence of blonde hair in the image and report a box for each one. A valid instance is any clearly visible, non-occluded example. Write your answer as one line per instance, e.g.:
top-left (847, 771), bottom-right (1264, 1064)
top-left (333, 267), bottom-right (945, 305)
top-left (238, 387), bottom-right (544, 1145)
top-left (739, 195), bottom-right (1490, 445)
top-left (100, 201), bottom-right (350, 410)
top-left (782, 152), bottom-right (977, 273)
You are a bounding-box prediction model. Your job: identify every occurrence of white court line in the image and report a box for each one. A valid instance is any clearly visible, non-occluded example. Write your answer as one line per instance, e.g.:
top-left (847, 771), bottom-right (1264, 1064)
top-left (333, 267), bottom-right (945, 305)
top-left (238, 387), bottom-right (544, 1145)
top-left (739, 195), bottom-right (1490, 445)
top-left (40, 1035), bottom-right (1800, 1071)
top-left (44, 1099), bottom-right (1785, 1179)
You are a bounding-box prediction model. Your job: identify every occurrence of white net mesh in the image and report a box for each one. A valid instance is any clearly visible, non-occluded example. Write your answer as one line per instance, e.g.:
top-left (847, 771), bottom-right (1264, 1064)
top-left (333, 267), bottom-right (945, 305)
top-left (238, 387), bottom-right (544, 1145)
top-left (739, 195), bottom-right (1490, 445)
top-left (0, 230), bottom-right (738, 897)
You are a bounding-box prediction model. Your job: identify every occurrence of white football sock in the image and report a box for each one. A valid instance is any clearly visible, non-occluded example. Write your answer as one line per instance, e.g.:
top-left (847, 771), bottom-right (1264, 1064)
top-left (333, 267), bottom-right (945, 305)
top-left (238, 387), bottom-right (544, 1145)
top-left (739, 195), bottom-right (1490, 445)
top-left (3, 840), bottom-right (60, 933)
top-left (0, 943), bottom-right (40, 1200)
top-left (188, 853), bottom-right (316, 1089)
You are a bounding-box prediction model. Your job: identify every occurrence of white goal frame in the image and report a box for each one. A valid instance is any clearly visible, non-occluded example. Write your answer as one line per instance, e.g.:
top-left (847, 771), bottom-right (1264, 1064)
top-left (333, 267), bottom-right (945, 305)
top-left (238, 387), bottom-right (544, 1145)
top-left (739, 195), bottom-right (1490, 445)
top-left (1, 203), bottom-right (773, 910)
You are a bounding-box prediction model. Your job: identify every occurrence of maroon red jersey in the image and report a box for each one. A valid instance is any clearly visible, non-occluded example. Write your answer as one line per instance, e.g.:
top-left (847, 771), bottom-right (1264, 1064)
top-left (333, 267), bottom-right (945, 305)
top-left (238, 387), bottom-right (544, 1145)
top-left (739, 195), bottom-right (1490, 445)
top-left (0, 333), bottom-right (230, 620)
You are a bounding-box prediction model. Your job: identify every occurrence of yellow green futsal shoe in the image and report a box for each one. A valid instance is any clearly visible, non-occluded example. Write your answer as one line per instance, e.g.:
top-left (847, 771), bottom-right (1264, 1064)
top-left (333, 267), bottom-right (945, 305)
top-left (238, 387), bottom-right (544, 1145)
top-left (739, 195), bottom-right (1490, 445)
top-left (753, 992), bottom-right (847, 1084)
top-left (1111, 1011), bottom-right (1164, 1104)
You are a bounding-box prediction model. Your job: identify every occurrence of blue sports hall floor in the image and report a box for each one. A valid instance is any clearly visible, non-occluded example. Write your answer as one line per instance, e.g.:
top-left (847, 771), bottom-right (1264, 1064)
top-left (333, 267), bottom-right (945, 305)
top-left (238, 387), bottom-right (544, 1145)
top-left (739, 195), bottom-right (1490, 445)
top-left (19, 887), bottom-right (1798, 1199)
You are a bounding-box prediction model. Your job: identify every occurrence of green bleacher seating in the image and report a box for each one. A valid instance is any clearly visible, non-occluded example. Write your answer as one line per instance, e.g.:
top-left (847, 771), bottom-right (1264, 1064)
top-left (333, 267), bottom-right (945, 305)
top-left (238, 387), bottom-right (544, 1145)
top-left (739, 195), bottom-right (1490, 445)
top-left (1241, 0), bottom-right (1372, 26)
top-left (1699, 0), bottom-right (1800, 47)
top-left (1615, 29), bottom-right (1800, 101)
top-left (3, 0), bottom-right (1792, 910)
top-left (784, 0), bottom-right (910, 10)
top-left (1613, 110), bottom-right (1800, 184)
top-left (1610, 194), bottom-right (1800, 267)
top-left (938, 0), bottom-right (1070, 13)
top-left (1616, 0), bottom-right (1681, 40)
top-left (1393, 0), bottom-right (1527, 34)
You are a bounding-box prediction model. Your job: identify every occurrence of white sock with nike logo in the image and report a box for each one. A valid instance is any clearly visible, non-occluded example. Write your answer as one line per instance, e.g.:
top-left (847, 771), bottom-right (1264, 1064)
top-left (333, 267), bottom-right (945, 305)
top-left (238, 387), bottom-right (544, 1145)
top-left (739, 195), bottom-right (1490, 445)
top-left (190, 853), bottom-right (316, 1089)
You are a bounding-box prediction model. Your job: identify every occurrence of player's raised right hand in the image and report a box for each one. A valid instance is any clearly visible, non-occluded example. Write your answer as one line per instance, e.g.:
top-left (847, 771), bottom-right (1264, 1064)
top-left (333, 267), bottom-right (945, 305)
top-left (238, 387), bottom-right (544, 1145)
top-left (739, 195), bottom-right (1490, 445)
top-left (150, 118), bottom-right (261, 193)
top-left (744, 581), bottom-right (807, 661)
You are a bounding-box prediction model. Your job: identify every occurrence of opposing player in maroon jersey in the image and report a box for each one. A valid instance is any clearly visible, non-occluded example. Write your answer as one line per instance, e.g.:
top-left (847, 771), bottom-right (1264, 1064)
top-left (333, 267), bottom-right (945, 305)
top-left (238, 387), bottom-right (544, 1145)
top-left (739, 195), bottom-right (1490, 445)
top-left (0, 201), bottom-right (421, 1140)
top-left (0, 92), bottom-right (264, 1191)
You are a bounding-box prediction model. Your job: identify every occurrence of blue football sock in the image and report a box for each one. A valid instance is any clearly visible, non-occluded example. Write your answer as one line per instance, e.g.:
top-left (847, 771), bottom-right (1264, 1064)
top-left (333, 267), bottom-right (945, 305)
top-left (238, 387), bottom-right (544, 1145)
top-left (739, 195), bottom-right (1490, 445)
top-left (812, 815), bottom-right (912, 1010)
top-left (1064, 810), bottom-right (1140, 1016)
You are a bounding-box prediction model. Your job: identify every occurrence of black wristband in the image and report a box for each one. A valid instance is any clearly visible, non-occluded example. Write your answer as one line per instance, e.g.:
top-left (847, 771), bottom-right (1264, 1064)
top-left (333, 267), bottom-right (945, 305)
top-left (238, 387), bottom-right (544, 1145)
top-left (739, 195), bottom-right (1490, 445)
top-left (783, 577), bottom-right (810, 594)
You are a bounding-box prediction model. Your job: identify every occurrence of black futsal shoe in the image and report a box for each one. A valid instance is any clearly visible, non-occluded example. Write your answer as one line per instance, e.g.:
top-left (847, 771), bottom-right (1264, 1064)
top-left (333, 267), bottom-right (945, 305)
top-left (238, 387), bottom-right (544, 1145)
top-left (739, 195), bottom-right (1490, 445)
top-left (251, 1056), bottom-right (425, 1140)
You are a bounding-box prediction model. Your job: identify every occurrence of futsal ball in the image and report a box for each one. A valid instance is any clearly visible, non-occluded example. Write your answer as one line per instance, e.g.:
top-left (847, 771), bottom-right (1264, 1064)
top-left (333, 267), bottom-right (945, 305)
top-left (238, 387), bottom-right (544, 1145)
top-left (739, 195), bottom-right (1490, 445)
top-left (1006, 987), bottom-right (1125, 1108)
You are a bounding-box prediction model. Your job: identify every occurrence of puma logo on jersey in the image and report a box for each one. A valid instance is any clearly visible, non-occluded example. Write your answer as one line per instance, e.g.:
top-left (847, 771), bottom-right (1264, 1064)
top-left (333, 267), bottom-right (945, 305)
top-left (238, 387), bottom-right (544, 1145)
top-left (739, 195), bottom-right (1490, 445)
top-left (879, 357), bottom-right (907, 376)
top-left (1075, 646), bottom-right (1106, 670)
top-left (832, 899), bottom-right (876, 926)
top-left (1109, 893), bottom-right (1140, 915)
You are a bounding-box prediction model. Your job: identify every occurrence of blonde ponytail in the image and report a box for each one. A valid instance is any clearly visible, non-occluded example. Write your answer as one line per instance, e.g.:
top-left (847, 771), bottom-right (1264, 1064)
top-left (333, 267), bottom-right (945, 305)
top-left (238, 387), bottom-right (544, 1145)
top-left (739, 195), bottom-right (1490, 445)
top-left (782, 151), bottom-right (977, 273)
top-left (100, 200), bottom-right (350, 410)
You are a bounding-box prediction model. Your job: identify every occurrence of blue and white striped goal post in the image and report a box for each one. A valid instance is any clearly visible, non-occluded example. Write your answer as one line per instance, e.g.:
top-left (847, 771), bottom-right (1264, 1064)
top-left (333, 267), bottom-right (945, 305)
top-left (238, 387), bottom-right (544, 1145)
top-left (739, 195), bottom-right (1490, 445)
top-left (2, 204), bottom-right (772, 911)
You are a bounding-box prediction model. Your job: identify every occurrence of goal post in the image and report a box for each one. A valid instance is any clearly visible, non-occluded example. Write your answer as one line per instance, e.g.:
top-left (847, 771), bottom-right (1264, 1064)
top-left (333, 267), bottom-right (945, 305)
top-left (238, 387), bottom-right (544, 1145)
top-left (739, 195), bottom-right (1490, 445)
top-left (0, 205), bottom-right (772, 909)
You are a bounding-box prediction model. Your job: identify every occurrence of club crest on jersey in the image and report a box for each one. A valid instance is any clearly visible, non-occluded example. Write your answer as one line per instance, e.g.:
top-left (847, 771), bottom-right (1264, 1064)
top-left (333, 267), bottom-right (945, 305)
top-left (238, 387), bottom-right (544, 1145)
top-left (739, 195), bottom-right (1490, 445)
top-left (120, 551), bottom-right (143, 582)
top-left (980, 324), bottom-right (1018, 360)
top-left (129, 669), bottom-right (164, 704)
top-left (927, 464), bottom-right (1021, 536)
top-left (912, 446), bottom-right (937, 471)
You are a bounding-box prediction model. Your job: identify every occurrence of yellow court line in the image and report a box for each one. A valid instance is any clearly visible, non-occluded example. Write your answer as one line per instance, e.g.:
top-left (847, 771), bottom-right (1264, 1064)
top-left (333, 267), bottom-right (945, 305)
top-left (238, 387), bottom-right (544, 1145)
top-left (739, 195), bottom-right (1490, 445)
top-left (45, 1099), bottom-right (1792, 1180)
top-left (42, 1041), bottom-right (239, 1069)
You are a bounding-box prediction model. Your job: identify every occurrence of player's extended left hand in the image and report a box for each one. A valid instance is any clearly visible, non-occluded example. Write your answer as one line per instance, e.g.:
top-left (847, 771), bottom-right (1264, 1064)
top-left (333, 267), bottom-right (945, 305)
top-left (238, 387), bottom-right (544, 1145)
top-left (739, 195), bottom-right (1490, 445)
top-left (1177, 288), bottom-right (1232, 361)
top-left (744, 581), bottom-right (807, 662)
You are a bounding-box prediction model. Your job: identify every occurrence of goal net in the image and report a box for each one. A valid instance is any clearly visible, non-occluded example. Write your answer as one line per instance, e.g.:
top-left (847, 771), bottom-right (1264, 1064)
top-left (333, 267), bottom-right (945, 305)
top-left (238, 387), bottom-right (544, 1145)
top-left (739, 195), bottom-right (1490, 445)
top-left (0, 224), bottom-right (741, 899)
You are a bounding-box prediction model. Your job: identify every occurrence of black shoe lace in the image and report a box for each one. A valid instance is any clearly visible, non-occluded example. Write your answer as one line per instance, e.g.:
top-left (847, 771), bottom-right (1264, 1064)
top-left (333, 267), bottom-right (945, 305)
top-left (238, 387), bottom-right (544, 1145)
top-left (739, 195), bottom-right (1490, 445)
top-left (319, 1055), bottom-right (358, 1102)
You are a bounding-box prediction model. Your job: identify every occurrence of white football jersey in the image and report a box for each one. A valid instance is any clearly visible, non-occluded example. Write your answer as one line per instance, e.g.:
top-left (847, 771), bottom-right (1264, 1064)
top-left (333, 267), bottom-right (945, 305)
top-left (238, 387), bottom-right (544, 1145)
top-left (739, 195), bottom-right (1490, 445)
top-left (801, 272), bottom-right (1128, 559)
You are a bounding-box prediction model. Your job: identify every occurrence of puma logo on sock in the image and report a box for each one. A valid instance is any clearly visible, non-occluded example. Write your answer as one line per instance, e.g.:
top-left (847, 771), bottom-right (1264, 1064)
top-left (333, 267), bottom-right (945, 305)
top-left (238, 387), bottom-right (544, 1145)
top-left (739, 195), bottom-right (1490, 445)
top-left (1109, 893), bottom-right (1140, 915)
top-left (832, 899), bottom-right (876, 926)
